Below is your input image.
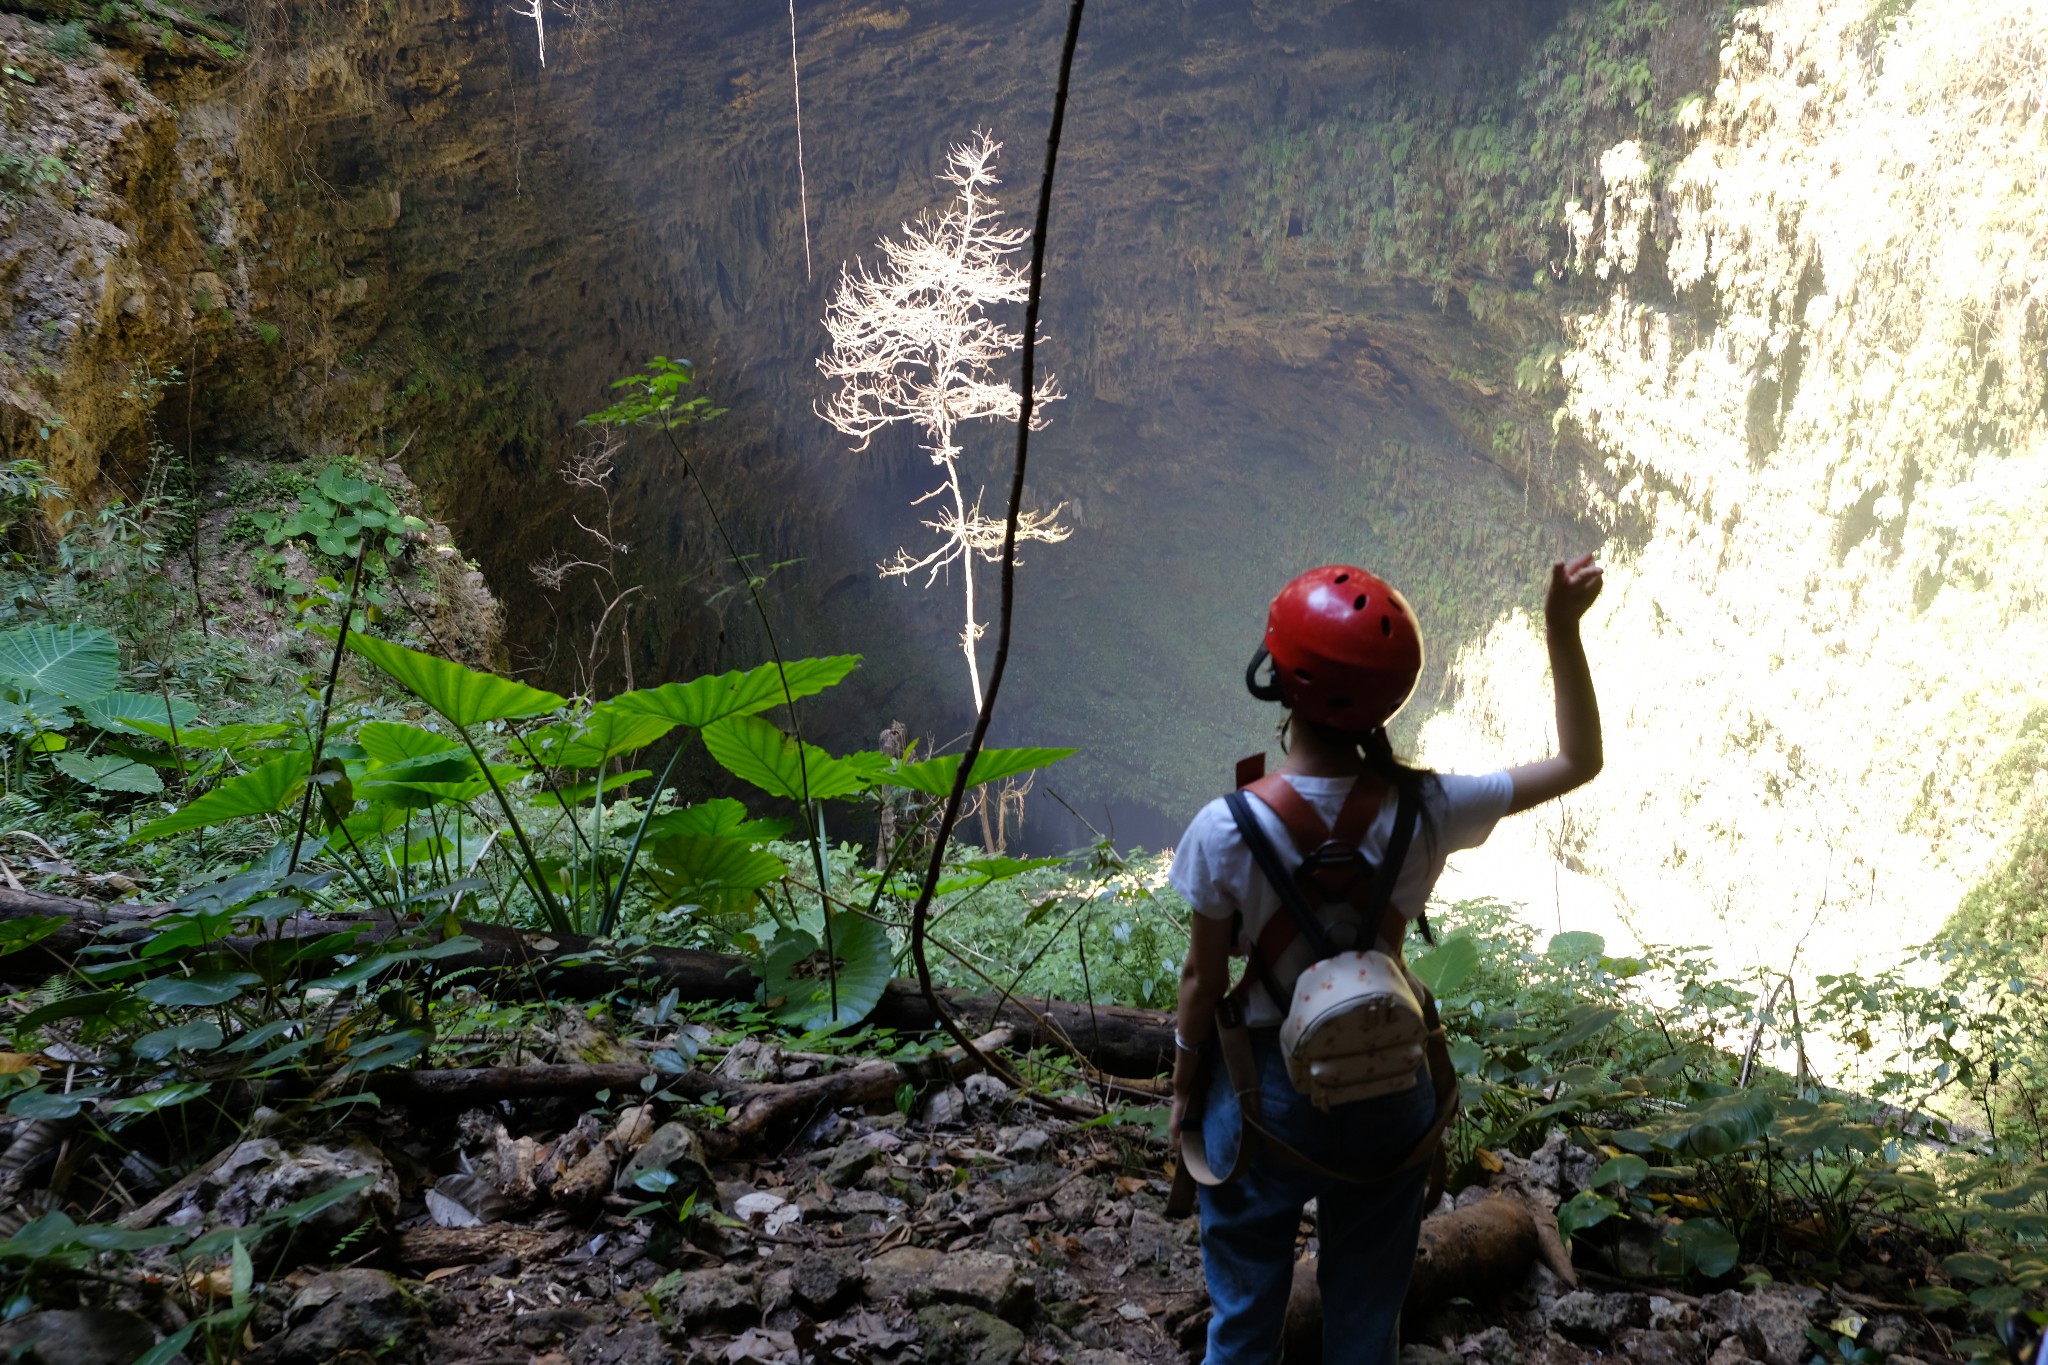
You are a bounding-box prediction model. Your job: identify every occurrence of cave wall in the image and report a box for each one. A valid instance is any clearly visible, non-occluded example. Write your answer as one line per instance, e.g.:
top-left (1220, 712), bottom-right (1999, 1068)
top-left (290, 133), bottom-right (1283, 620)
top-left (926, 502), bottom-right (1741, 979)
top-left (1421, 0), bottom-right (2048, 1007)
top-left (210, 0), bottom-right (1638, 848)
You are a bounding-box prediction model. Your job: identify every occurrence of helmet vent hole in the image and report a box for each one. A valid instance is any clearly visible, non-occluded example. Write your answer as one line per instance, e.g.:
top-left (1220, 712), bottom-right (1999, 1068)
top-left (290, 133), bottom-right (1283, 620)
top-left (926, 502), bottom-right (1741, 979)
top-left (1334, 572), bottom-right (1350, 584)
top-left (1293, 668), bottom-right (1313, 682)
top-left (1381, 614), bottom-right (1392, 636)
top-left (1328, 697), bottom-right (1351, 710)
top-left (1352, 595), bottom-right (1367, 610)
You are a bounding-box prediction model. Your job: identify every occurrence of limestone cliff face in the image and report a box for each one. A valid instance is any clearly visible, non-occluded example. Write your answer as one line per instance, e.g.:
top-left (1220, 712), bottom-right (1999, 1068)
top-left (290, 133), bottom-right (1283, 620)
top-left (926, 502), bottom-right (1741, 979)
top-left (0, 11), bottom-right (248, 499)
top-left (1423, 0), bottom-right (2048, 993)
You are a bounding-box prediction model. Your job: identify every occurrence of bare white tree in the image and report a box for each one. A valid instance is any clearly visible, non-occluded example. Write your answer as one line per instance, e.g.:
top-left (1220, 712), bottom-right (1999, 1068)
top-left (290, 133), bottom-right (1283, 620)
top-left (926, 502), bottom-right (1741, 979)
top-left (512, 0), bottom-right (607, 67)
top-left (510, 0), bottom-right (552, 65)
top-left (817, 132), bottom-right (1067, 712)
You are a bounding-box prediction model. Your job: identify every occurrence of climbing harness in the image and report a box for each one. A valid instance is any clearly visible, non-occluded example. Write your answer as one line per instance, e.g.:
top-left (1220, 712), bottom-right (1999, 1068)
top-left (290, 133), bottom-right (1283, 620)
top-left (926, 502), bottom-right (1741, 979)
top-left (1246, 564), bottom-right (1424, 734)
top-left (1167, 759), bottom-right (1460, 1218)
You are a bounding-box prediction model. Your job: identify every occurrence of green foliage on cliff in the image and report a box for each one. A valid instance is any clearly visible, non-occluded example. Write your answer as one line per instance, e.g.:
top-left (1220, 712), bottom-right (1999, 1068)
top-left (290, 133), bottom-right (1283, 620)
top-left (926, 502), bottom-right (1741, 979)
top-left (1234, 0), bottom-right (1750, 294)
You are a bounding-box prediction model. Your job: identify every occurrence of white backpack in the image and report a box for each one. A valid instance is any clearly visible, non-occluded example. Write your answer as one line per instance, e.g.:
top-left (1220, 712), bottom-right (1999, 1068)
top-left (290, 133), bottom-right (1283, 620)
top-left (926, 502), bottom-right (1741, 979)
top-left (1278, 948), bottom-right (1430, 1107)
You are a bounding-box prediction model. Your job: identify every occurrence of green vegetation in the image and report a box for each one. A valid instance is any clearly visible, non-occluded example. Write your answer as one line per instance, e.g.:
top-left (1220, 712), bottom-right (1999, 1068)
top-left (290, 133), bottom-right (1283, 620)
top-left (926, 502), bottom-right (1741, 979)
top-left (237, 463), bottom-right (428, 601)
top-left (1234, 0), bottom-right (1750, 295)
top-left (37, 21), bottom-right (95, 62)
top-left (1406, 898), bottom-right (2048, 1351)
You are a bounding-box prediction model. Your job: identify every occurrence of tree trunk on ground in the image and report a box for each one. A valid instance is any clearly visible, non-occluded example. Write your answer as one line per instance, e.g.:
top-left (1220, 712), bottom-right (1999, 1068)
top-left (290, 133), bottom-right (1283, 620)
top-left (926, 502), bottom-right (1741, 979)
top-left (0, 888), bottom-right (1175, 1077)
top-left (1282, 1196), bottom-right (1545, 1363)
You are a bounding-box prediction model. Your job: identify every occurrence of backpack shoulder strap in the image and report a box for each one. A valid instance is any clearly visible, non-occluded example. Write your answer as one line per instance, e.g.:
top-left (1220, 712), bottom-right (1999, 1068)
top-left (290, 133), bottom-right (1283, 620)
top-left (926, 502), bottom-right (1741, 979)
top-left (1243, 773), bottom-right (1329, 849)
top-left (1359, 780), bottom-right (1423, 932)
top-left (1225, 789), bottom-right (1337, 963)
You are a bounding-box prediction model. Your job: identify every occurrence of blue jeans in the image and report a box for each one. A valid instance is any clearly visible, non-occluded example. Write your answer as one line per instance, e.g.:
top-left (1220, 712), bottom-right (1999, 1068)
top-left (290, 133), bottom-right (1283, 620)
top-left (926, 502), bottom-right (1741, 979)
top-left (1197, 1032), bottom-right (1435, 1365)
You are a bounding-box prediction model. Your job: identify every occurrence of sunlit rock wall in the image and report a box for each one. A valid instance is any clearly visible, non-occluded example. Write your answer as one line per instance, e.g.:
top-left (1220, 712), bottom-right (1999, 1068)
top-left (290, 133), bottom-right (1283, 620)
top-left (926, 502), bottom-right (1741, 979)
top-left (1422, 0), bottom-right (2048, 979)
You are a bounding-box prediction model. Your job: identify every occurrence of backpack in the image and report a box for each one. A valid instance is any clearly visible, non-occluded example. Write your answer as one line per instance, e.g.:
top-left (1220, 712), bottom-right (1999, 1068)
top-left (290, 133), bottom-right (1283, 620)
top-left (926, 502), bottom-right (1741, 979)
top-left (1167, 759), bottom-right (1460, 1217)
top-left (1228, 768), bottom-right (1428, 1108)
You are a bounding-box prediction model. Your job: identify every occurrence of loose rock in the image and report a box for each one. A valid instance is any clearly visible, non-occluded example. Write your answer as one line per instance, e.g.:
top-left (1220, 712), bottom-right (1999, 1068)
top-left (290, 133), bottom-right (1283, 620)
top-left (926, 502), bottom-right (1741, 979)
top-left (202, 1138), bottom-right (399, 1256)
top-left (616, 1121), bottom-right (711, 1198)
top-left (915, 1303), bottom-right (1026, 1365)
top-left (1617, 1327), bottom-right (1701, 1365)
top-left (1742, 1285), bottom-right (1823, 1365)
top-left (245, 1268), bottom-right (428, 1365)
top-left (665, 1264), bottom-right (759, 1330)
top-left (0, 1309), bottom-right (159, 1365)
top-left (1547, 1289), bottom-right (1641, 1345)
top-left (1454, 1325), bottom-right (1521, 1365)
top-left (790, 1251), bottom-right (858, 1317)
top-left (861, 1245), bottom-right (1035, 1322)
top-left (818, 1139), bottom-right (881, 1189)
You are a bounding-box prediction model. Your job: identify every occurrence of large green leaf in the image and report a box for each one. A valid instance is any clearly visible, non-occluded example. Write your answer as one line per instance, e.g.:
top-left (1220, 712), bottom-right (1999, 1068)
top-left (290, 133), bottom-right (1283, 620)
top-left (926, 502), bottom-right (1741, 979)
top-left (1533, 1003), bottom-right (1623, 1057)
top-left (135, 971), bottom-right (260, 1008)
top-left (1410, 933), bottom-right (1479, 997)
top-left (0, 916), bottom-right (63, 959)
top-left (645, 834), bottom-right (789, 916)
top-left (639, 798), bottom-right (789, 844)
top-left (133, 1019), bottom-right (224, 1059)
top-left (104, 1081), bottom-right (212, 1116)
top-left (1665, 1217), bottom-right (1740, 1278)
top-left (1591, 1154), bottom-right (1650, 1191)
top-left (1644, 1088), bottom-right (1775, 1158)
top-left (130, 750), bottom-right (312, 843)
top-left (1546, 931), bottom-right (1607, 963)
top-left (76, 691), bottom-right (201, 736)
top-left (359, 751), bottom-right (482, 786)
top-left (316, 465), bottom-right (380, 505)
top-left (1555, 1190), bottom-right (1619, 1242)
top-left (701, 715), bottom-right (889, 802)
top-left (355, 748), bottom-right (521, 810)
top-left (610, 656), bottom-right (860, 729)
top-left (357, 721), bottom-right (461, 764)
top-left (764, 913), bottom-right (895, 1032)
top-left (50, 750), bottom-right (164, 794)
top-left (881, 746), bottom-right (1076, 796)
top-left (1942, 1252), bottom-right (2008, 1285)
top-left (531, 703), bottom-right (678, 767)
top-left (1770, 1098), bottom-right (1881, 1160)
top-left (126, 720), bottom-right (296, 755)
top-left (344, 633), bottom-right (564, 727)
top-left (0, 624), bottom-right (119, 702)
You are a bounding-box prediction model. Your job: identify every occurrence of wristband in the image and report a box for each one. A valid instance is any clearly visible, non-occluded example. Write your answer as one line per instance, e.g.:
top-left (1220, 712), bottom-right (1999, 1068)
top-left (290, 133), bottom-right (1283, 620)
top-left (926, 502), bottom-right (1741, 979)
top-left (1173, 1030), bottom-right (1197, 1054)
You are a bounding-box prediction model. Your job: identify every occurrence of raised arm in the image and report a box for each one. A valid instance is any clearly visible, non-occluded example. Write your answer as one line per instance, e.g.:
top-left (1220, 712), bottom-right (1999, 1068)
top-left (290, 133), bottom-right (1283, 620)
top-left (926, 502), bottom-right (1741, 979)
top-left (1505, 555), bottom-right (1605, 815)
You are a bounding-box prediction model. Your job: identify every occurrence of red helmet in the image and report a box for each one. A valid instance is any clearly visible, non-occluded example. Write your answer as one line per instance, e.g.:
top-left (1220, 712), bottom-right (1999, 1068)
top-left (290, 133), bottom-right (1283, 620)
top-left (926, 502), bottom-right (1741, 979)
top-left (1248, 565), bottom-right (1423, 732)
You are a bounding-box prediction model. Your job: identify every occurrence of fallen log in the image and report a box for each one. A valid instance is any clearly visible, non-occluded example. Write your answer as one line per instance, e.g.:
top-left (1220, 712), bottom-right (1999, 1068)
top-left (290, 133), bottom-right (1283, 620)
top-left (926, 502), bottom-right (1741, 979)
top-left (710, 1026), bottom-right (1012, 1156)
top-left (394, 1224), bottom-right (576, 1272)
top-left (1282, 1194), bottom-right (1545, 1364)
top-left (0, 888), bottom-right (1175, 1078)
top-left (300, 1028), bottom-right (1014, 1159)
top-left (367, 1064), bottom-right (697, 1107)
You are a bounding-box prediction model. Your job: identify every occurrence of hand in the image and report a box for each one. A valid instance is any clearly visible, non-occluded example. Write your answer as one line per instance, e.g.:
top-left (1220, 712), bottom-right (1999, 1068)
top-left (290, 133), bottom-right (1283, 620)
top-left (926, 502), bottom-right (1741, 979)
top-left (1170, 1092), bottom-right (1189, 1146)
top-left (1545, 554), bottom-right (1604, 629)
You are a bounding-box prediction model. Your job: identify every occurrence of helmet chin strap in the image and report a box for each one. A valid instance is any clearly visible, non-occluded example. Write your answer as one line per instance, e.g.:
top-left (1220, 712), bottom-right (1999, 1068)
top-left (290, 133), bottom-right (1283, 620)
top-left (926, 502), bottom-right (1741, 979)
top-left (1245, 646), bottom-right (1286, 703)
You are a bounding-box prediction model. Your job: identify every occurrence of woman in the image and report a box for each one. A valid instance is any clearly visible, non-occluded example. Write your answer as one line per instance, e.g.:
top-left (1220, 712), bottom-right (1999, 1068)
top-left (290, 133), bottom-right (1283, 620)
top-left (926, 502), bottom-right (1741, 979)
top-left (1168, 556), bottom-right (1606, 1365)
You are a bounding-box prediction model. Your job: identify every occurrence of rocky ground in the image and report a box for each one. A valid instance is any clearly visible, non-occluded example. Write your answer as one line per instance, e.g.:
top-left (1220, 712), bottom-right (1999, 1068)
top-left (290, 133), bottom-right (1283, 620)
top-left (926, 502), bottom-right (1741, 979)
top-left (0, 1026), bottom-right (1968, 1365)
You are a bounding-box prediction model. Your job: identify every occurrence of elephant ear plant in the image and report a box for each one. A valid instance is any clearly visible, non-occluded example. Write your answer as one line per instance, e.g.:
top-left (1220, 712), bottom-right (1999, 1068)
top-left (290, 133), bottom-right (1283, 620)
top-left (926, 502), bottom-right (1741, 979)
top-left (0, 622), bottom-right (196, 797)
top-left (99, 622), bottom-right (1072, 1035)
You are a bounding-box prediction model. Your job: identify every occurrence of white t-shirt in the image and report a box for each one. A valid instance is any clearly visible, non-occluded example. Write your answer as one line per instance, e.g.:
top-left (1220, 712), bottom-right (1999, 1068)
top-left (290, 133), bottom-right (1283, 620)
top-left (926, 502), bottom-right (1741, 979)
top-left (1168, 770), bottom-right (1513, 1025)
